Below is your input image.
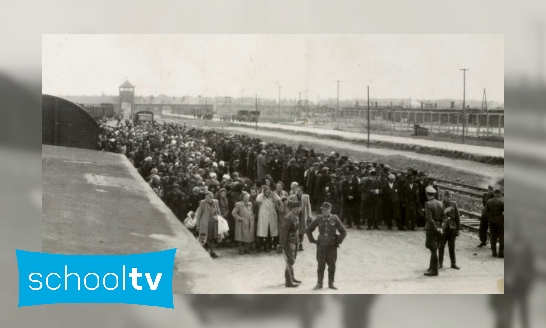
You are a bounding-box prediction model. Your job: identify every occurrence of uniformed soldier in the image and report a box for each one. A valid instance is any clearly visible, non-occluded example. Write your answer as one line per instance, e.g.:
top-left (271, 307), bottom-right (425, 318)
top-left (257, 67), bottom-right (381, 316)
top-left (484, 189), bottom-right (504, 258)
top-left (439, 191), bottom-right (461, 270)
top-left (277, 201), bottom-right (303, 287)
top-left (423, 186), bottom-right (446, 276)
top-left (306, 202), bottom-right (347, 290)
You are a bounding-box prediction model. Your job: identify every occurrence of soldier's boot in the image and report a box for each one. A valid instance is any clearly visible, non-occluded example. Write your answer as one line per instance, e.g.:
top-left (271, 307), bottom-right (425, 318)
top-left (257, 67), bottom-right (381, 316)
top-left (285, 270), bottom-right (299, 288)
top-left (498, 252), bottom-right (504, 259)
top-left (438, 252), bottom-right (444, 269)
top-left (290, 268), bottom-right (302, 284)
top-left (313, 270), bottom-right (324, 290)
top-left (492, 246), bottom-right (498, 258)
top-left (328, 271), bottom-right (338, 290)
top-left (477, 242), bottom-right (487, 247)
top-left (298, 244), bottom-right (304, 251)
top-left (450, 251), bottom-right (459, 269)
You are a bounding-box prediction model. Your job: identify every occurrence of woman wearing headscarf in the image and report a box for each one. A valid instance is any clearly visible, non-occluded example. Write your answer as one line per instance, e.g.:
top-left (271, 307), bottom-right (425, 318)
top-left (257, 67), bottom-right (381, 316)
top-left (232, 192), bottom-right (256, 255)
top-left (195, 191), bottom-right (222, 258)
top-left (274, 181), bottom-right (289, 199)
top-left (289, 182), bottom-right (299, 196)
top-left (217, 188), bottom-right (230, 218)
top-left (256, 186), bottom-right (282, 252)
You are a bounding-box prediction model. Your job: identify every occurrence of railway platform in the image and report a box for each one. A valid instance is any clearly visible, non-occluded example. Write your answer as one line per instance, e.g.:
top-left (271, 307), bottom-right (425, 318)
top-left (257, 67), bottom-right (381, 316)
top-left (42, 145), bottom-right (236, 294)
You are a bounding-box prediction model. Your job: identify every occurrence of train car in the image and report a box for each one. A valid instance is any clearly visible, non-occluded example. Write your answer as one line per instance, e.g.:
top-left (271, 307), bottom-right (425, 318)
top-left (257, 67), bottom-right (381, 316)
top-left (235, 110), bottom-right (249, 122)
top-left (134, 111), bottom-right (154, 124)
top-left (249, 110), bottom-right (260, 123)
top-left (81, 103), bottom-right (115, 119)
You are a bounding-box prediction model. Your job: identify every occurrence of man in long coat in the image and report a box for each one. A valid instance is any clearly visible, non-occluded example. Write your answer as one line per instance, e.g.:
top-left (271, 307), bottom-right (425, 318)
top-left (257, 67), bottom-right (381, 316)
top-left (363, 170), bottom-right (382, 230)
top-left (401, 174), bottom-right (419, 231)
top-left (256, 186), bottom-right (281, 252)
top-left (289, 186), bottom-right (313, 251)
top-left (306, 162), bottom-right (320, 210)
top-left (257, 150), bottom-right (268, 181)
top-left (269, 150), bottom-right (284, 183)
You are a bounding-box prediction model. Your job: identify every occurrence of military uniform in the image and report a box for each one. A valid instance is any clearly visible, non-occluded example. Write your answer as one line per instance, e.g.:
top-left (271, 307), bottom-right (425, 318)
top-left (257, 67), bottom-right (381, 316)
top-left (424, 189), bottom-right (446, 276)
top-left (484, 194), bottom-right (504, 257)
top-left (279, 210), bottom-right (300, 286)
top-left (439, 199), bottom-right (461, 268)
top-left (306, 206), bottom-right (347, 288)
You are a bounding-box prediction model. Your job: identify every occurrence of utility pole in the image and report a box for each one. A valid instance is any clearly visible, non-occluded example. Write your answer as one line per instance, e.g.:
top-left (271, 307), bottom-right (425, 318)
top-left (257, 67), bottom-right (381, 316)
top-left (482, 88), bottom-right (488, 112)
top-left (460, 68), bottom-right (469, 144)
top-left (255, 94), bottom-right (258, 131)
top-left (367, 86), bottom-right (370, 148)
top-left (278, 85), bottom-right (281, 119)
top-left (335, 80), bottom-right (341, 127)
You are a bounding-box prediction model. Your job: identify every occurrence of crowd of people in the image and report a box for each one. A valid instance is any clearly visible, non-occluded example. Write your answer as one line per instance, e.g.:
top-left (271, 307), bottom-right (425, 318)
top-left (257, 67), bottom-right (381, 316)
top-left (97, 119), bottom-right (501, 263)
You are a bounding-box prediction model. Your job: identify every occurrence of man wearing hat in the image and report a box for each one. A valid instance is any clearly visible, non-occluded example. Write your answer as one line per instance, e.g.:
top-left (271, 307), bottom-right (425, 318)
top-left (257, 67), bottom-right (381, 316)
top-left (326, 173), bottom-right (340, 215)
top-left (306, 202), bottom-right (347, 290)
top-left (269, 150), bottom-right (283, 183)
top-left (423, 185), bottom-right (446, 276)
top-left (478, 185), bottom-right (495, 248)
top-left (363, 170), bottom-right (383, 230)
top-left (277, 201), bottom-right (303, 288)
top-left (483, 189), bottom-right (504, 258)
top-left (417, 171), bottom-right (430, 227)
top-left (257, 150), bottom-right (268, 181)
top-left (339, 170), bottom-right (352, 227)
top-left (439, 191), bottom-right (461, 270)
top-left (306, 162), bottom-right (320, 210)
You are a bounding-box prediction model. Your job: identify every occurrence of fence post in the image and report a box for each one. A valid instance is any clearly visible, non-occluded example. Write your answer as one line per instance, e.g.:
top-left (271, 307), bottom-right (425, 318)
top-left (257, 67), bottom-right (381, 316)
top-left (477, 114), bottom-right (480, 137)
top-left (499, 115), bottom-right (502, 137)
top-left (456, 113), bottom-right (459, 135)
top-left (486, 114), bottom-right (490, 135)
top-left (447, 113), bottom-right (451, 133)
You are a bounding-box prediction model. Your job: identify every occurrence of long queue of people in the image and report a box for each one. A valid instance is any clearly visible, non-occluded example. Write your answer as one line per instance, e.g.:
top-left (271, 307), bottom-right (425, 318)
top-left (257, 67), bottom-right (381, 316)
top-left (98, 120), bottom-right (467, 260)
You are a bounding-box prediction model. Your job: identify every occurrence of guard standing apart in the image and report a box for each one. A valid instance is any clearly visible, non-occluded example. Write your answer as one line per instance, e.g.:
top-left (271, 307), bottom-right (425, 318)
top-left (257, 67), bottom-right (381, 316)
top-left (423, 186), bottom-right (446, 276)
top-left (277, 201), bottom-right (303, 287)
top-left (439, 191), bottom-right (461, 270)
top-left (306, 202), bottom-right (347, 290)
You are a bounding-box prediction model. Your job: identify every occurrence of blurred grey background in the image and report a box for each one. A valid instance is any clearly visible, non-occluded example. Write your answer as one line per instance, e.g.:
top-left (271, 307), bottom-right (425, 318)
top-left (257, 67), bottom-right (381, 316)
top-left (1, 0), bottom-right (545, 327)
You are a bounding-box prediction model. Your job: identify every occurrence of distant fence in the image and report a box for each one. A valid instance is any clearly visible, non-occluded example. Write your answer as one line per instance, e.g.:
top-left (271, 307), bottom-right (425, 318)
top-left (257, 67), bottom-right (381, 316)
top-left (332, 110), bottom-right (504, 138)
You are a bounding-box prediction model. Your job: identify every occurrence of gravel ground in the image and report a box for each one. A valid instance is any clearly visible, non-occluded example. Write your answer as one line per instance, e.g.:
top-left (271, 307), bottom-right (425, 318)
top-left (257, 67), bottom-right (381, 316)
top-left (210, 224), bottom-right (504, 294)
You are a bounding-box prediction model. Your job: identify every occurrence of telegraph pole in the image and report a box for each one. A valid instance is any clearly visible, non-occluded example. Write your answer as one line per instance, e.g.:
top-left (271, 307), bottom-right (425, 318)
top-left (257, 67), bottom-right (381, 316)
top-left (335, 80), bottom-right (341, 127)
top-left (255, 94), bottom-right (258, 131)
top-left (278, 85), bottom-right (281, 119)
top-left (460, 69), bottom-right (468, 143)
top-left (367, 86), bottom-right (370, 148)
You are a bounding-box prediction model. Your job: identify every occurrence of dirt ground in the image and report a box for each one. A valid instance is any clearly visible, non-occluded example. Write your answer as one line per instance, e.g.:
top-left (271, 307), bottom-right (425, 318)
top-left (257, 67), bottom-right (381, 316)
top-left (211, 224), bottom-right (504, 294)
top-left (151, 117), bottom-right (504, 294)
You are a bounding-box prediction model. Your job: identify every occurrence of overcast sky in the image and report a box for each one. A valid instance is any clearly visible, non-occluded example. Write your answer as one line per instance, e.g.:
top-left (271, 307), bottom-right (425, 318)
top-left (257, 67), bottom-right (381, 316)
top-left (42, 34), bottom-right (504, 102)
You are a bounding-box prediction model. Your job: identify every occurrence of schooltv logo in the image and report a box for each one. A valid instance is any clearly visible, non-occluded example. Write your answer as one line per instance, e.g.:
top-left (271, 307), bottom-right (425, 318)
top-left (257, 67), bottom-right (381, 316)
top-left (16, 249), bottom-right (176, 308)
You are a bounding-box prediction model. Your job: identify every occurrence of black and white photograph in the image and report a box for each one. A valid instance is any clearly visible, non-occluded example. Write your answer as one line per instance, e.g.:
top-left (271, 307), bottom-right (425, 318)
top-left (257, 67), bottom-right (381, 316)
top-left (41, 34), bottom-right (505, 294)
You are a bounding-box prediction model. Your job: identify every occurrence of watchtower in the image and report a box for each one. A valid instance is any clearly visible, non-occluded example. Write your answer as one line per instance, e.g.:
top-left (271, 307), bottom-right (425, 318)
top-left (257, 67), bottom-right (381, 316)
top-left (119, 80), bottom-right (135, 118)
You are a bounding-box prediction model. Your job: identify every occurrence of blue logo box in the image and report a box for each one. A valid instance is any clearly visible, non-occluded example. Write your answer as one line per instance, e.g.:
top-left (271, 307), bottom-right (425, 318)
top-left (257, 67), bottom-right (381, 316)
top-left (16, 249), bottom-right (176, 308)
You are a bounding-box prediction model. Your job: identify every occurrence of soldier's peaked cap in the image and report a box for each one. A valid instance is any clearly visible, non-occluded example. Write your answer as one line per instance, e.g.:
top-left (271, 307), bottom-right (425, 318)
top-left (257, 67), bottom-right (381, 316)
top-left (425, 186), bottom-right (437, 194)
top-left (320, 202), bottom-right (332, 210)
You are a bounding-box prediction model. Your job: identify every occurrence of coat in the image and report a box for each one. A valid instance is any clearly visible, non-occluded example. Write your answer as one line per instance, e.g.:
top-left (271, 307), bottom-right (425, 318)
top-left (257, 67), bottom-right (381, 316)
top-left (289, 193), bottom-right (312, 233)
top-left (232, 201), bottom-right (256, 243)
top-left (269, 158), bottom-right (284, 183)
top-left (195, 199), bottom-right (221, 243)
top-left (257, 154), bottom-right (268, 180)
top-left (256, 192), bottom-right (281, 237)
